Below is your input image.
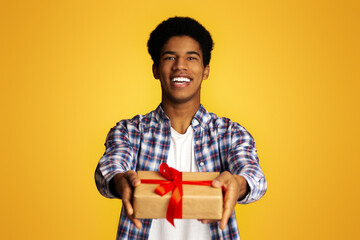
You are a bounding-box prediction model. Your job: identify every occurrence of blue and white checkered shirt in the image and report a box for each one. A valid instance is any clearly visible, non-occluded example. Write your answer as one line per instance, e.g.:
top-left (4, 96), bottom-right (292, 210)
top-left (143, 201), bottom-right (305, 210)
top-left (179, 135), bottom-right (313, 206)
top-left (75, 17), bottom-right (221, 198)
top-left (95, 104), bottom-right (267, 240)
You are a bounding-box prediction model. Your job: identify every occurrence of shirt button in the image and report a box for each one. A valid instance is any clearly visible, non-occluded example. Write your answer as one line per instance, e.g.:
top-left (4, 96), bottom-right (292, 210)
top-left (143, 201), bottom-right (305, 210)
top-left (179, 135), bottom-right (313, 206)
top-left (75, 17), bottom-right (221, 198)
top-left (199, 162), bottom-right (204, 166)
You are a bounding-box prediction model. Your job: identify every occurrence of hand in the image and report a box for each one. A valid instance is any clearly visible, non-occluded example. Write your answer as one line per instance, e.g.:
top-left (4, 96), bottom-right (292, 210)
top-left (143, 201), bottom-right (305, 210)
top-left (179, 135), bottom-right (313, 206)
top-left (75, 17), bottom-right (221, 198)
top-left (200, 171), bottom-right (249, 230)
top-left (111, 171), bottom-right (142, 229)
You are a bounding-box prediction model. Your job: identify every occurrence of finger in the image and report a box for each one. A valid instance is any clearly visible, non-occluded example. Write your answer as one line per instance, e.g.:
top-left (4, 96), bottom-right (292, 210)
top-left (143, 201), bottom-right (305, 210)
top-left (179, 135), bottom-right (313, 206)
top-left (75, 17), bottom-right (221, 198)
top-left (200, 219), bottom-right (219, 224)
top-left (123, 170), bottom-right (141, 187)
top-left (121, 183), bottom-right (134, 216)
top-left (212, 171), bottom-right (232, 188)
top-left (124, 210), bottom-right (143, 229)
top-left (220, 201), bottom-right (232, 230)
top-left (211, 179), bottom-right (222, 188)
top-left (220, 188), bottom-right (238, 230)
top-left (119, 172), bottom-right (137, 216)
top-left (120, 171), bottom-right (142, 229)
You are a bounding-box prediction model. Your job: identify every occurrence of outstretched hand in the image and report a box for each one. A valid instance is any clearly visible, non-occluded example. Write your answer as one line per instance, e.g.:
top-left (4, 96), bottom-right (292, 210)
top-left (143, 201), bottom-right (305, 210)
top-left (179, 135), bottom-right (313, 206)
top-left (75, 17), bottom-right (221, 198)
top-left (111, 170), bottom-right (249, 230)
top-left (111, 171), bottom-right (142, 229)
top-left (200, 171), bottom-right (249, 230)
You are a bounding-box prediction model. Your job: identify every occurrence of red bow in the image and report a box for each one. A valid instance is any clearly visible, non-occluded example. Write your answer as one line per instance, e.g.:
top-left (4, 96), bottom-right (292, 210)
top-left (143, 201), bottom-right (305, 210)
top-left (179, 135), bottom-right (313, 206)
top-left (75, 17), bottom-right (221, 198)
top-left (140, 163), bottom-right (213, 226)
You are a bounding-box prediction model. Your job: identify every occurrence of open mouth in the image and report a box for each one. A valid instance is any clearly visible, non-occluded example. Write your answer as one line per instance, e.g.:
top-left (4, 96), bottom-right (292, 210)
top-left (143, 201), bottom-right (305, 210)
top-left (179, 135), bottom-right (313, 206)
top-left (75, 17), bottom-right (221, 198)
top-left (171, 77), bottom-right (191, 84)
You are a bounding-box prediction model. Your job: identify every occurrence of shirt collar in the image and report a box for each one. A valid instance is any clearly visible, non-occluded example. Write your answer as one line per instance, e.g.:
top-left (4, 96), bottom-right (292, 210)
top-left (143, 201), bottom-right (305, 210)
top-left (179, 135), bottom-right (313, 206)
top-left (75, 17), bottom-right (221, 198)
top-left (192, 104), bottom-right (211, 129)
top-left (154, 104), bottom-right (211, 129)
top-left (154, 104), bottom-right (170, 124)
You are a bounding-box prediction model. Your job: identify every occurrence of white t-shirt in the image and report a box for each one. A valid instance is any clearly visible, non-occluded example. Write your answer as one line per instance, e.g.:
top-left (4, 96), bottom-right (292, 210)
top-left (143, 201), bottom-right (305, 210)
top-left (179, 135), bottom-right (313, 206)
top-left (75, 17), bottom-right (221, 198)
top-left (148, 126), bottom-right (211, 240)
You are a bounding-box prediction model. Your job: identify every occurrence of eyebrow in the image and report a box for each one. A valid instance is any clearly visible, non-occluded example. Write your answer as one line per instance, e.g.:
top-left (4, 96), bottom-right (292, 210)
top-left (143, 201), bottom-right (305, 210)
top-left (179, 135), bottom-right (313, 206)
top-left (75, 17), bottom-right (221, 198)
top-left (161, 51), bottom-right (201, 57)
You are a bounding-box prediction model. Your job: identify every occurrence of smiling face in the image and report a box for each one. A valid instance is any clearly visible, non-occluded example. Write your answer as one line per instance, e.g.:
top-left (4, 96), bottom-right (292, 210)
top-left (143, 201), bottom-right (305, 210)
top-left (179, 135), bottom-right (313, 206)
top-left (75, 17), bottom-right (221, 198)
top-left (153, 35), bottom-right (209, 106)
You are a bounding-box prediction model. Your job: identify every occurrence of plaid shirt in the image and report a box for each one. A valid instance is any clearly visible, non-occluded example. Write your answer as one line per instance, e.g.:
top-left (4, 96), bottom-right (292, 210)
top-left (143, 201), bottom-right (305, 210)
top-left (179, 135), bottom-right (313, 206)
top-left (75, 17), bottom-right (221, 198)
top-left (95, 104), bottom-right (267, 240)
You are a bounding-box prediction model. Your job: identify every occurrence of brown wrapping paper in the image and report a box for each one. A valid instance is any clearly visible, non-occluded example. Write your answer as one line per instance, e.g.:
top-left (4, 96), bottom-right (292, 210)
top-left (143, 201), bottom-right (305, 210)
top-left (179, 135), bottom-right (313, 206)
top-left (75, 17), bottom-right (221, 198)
top-left (133, 171), bottom-right (223, 220)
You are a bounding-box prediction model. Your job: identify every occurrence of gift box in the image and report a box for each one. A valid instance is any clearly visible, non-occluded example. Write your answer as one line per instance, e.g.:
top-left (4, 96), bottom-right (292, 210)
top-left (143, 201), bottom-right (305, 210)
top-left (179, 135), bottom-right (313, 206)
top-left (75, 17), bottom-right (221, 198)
top-left (133, 165), bottom-right (223, 222)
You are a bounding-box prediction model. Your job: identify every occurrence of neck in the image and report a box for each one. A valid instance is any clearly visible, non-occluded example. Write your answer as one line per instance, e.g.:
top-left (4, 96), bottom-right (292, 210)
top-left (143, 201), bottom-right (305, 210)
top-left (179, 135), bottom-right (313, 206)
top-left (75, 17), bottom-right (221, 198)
top-left (161, 101), bottom-right (200, 134)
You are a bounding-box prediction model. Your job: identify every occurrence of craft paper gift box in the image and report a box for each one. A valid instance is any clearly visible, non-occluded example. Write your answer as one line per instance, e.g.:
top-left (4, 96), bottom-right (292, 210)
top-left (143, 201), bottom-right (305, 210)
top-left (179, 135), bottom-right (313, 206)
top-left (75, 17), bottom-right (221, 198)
top-left (133, 170), bottom-right (223, 220)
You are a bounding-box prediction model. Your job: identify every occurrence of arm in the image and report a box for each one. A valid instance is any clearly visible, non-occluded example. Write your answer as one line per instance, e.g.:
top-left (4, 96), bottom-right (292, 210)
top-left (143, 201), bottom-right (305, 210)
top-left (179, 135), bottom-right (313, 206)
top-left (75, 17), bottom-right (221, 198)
top-left (225, 123), bottom-right (267, 204)
top-left (95, 121), bottom-right (135, 198)
top-left (94, 121), bottom-right (142, 228)
top-left (202, 172), bottom-right (248, 229)
top-left (203, 123), bottom-right (267, 229)
top-left (109, 171), bottom-right (142, 229)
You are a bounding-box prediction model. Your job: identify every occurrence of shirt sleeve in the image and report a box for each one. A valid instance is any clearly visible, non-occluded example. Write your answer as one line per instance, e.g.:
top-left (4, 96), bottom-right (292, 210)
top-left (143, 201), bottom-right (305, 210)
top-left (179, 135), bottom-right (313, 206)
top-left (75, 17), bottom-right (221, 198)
top-left (94, 121), bottom-right (136, 199)
top-left (226, 123), bottom-right (267, 204)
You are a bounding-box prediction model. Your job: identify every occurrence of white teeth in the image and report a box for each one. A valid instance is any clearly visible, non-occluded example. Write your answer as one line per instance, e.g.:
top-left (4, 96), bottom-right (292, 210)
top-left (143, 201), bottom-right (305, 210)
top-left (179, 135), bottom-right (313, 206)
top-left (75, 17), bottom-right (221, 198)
top-left (171, 77), bottom-right (191, 82)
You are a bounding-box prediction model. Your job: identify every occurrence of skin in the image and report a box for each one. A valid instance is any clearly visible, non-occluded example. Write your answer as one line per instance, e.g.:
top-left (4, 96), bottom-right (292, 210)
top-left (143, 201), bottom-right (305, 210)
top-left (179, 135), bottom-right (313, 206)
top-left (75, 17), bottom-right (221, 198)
top-left (153, 35), bottom-right (209, 134)
top-left (110, 36), bottom-right (250, 230)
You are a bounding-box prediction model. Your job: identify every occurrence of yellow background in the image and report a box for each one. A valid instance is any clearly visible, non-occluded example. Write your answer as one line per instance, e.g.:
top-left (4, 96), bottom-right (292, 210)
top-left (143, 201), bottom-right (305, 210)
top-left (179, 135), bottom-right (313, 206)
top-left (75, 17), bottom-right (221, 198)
top-left (1, 0), bottom-right (359, 239)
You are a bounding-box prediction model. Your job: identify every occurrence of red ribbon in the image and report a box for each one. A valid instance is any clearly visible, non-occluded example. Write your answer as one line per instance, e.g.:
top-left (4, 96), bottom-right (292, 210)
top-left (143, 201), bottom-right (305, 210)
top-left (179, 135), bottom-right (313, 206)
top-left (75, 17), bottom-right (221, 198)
top-left (140, 163), bottom-right (213, 226)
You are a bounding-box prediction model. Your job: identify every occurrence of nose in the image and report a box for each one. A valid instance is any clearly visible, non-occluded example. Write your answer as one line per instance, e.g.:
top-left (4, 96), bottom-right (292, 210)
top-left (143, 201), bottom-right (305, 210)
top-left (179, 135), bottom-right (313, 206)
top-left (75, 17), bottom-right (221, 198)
top-left (172, 57), bottom-right (187, 71)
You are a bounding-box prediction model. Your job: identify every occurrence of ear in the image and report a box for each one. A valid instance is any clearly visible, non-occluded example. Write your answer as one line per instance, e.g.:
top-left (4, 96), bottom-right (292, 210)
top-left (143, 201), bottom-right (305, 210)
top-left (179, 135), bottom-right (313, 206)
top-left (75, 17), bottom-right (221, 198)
top-left (152, 64), bottom-right (160, 79)
top-left (203, 65), bottom-right (210, 80)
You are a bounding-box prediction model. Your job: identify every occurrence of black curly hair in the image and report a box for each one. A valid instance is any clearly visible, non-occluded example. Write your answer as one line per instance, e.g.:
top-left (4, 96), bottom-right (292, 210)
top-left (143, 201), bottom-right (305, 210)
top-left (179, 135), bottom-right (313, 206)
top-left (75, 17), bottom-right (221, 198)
top-left (147, 17), bottom-right (214, 67)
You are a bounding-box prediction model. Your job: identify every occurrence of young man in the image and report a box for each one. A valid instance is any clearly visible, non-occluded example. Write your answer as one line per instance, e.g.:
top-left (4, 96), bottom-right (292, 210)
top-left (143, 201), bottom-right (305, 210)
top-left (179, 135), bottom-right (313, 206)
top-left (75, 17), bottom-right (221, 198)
top-left (95, 17), bottom-right (267, 240)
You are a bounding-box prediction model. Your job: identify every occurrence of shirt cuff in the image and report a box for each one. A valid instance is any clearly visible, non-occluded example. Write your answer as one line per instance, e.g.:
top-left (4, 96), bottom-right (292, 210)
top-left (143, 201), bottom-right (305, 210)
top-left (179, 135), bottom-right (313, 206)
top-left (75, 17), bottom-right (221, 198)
top-left (237, 174), bottom-right (255, 204)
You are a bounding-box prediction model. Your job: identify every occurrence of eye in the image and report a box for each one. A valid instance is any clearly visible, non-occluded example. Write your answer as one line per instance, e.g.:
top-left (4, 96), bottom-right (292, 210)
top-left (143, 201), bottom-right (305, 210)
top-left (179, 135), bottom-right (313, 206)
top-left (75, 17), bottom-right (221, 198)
top-left (187, 56), bottom-right (198, 60)
top-left (164, 56), bottom-right (175, 60)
